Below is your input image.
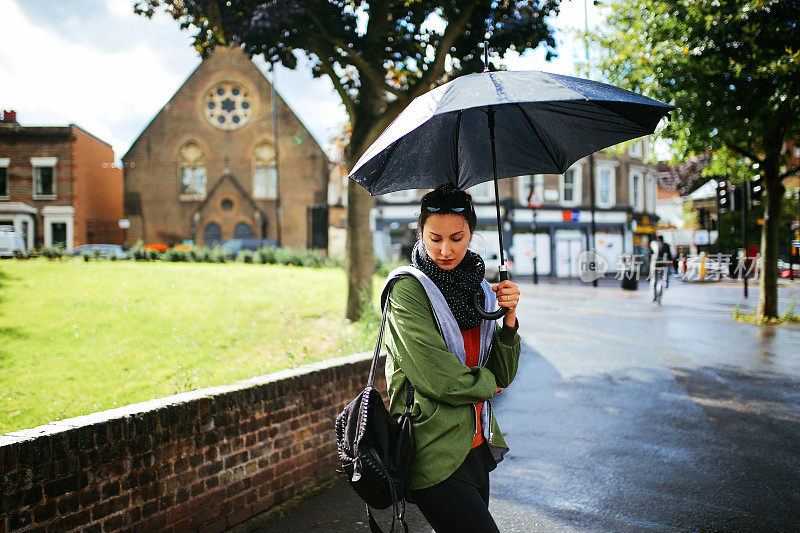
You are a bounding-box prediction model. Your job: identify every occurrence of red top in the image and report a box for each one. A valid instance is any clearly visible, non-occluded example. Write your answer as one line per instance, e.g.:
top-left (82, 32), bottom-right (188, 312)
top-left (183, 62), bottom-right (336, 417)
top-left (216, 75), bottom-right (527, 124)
top-left (461, 326), bottom-right (484, 448)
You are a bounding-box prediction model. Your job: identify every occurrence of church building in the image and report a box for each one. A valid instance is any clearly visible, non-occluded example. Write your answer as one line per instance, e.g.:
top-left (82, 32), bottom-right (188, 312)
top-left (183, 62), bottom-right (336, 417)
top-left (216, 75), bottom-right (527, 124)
top-left (122, 47), bottom-right (329, 249)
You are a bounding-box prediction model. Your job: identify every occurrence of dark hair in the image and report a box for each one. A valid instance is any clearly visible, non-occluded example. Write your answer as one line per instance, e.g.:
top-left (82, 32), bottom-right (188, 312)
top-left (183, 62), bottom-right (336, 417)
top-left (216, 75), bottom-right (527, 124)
top-left (417, 182), bottom-right (477, 235)
top-left (657, 235), bottom-right (665, 242)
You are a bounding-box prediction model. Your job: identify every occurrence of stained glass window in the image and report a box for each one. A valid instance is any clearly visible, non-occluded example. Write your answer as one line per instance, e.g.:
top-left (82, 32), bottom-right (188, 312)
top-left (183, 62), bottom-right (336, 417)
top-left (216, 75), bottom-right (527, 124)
top-left (205, 82), bottom-right (252, 130)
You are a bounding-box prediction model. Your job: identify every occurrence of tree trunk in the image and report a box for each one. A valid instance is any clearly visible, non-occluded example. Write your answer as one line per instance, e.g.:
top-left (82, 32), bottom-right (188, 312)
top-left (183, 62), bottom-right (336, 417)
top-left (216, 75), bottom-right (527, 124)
top-left (345, 178), bottom-right (374, 321)
top-left (342, 98), bottom-right (403, 322)
top-left (757, 160), bottom-right (784, 318)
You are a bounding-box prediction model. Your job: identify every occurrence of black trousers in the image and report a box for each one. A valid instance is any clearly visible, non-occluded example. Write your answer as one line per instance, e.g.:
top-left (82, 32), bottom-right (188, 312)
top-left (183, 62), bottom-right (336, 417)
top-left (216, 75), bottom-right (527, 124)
top-left (409, 444), bottom-right (500, 533)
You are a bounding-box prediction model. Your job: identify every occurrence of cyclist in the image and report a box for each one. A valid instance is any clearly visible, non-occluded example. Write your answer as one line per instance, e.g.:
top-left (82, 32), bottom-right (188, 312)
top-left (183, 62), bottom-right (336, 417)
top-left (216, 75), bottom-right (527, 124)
top-left (650, 235), bottom-right (673, 302)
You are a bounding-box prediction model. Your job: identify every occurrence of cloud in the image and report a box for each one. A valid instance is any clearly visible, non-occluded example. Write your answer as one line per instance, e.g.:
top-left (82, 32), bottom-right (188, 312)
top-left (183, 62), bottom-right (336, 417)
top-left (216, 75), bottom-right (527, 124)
top-left (0, 0), bottom-right (601, 162)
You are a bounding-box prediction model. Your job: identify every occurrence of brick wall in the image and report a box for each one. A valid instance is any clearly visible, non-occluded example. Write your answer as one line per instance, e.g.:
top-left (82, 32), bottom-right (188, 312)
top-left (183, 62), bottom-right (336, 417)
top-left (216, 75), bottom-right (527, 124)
top-left (0, 352), bottom-right (384, 532)
top-left (122, 46), bottom-right (329, 249)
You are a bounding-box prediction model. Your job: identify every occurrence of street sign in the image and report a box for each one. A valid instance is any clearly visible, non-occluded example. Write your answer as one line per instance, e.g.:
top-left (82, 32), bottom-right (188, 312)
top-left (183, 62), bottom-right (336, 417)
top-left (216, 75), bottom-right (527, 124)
top-left (527, 190), bottom-right (543, 208)
top-left (118, 219), bottom-right (130, 229)
top-left (792, 240), bottom-right (800, 247)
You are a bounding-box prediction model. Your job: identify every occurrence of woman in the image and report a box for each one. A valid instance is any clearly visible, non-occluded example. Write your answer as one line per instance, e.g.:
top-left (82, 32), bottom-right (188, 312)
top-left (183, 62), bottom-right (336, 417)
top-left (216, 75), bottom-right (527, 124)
top-left (383, 183), bottom-right (521, 532)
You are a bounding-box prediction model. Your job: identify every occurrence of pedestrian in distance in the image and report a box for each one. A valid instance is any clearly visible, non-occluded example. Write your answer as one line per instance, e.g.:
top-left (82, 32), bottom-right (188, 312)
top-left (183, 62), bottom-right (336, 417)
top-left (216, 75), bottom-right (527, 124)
top-left (382, 183), bottom-right (522, 533)
top-left (650, 234), bottom-right (674, 298)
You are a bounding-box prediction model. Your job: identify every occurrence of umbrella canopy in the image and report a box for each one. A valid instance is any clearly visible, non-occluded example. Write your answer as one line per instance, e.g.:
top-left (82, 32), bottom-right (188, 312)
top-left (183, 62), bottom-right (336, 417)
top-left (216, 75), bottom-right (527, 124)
top-left (349, 70), bottom-right (674, 195)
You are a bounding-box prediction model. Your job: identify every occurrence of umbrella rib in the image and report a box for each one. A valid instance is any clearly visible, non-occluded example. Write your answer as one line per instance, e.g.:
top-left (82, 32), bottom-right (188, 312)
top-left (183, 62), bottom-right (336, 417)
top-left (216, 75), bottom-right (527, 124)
top-left (514, 103), bottom-right (562, 171)
top-left (372, 139), bottom-right (402, 194)
top-left (453, 111), bottom-right (462, 188)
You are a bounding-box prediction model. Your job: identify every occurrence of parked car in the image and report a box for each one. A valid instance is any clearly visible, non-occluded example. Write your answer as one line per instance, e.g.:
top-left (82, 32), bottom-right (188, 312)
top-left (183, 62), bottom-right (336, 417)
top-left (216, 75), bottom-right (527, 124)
top-left (72, 244), bottom-right (128, 260)
top-left (778, 258), bottom-right (799, 278)
top-left (0, 227), bottom-right (25, 257)
top-left (477, 249), bottom-right (514, 282)
top-left (218, 238), bottom-right (278, 257)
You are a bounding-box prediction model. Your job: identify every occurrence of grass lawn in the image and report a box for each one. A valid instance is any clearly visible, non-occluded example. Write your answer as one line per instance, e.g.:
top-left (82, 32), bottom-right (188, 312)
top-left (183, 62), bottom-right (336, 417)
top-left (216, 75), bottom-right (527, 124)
top-left (0, 259), bottom-right (382, 434)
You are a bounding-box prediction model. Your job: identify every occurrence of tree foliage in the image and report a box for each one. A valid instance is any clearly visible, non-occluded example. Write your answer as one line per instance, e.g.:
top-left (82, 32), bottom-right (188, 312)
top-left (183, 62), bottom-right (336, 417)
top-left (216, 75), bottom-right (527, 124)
top-left (590, 0), bottom-right (800, 317)
top-left (135, 0), bottom-right (560, 320)
top-left (135, 0), bottom-right (559, 158)
top-left (592, 0), bottom-right (800, 167)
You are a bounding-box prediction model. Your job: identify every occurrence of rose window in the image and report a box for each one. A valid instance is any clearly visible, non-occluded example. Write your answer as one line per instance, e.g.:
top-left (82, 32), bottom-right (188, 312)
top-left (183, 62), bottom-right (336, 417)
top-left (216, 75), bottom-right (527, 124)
top-left (204, 83), bottom-right (252, 130)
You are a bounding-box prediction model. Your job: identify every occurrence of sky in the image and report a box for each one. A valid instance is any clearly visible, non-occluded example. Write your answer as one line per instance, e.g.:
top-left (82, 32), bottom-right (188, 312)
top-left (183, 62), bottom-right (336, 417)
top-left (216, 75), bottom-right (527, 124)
top-left (0, 0), bottom-right (604, 162)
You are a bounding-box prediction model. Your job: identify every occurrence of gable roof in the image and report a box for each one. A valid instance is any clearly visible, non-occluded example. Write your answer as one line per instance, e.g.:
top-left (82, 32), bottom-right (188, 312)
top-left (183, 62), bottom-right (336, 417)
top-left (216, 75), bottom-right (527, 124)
top-left (122, 46), bottom-right (326, 162)
top-left (192, 169), bottom-right (267, 220)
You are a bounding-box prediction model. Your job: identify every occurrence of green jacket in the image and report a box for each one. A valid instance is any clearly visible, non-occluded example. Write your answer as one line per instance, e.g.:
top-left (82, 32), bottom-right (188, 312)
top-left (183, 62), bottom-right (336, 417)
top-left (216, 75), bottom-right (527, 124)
top-left (384, 275), bottom-right (521, 490)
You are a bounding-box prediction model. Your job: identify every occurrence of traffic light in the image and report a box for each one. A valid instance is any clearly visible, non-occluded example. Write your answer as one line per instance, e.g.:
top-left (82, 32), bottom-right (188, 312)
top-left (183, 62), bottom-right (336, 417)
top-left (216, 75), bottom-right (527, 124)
top-left (717, 180), bottom-right (731, 213)
top-left (749, 175), bottom-right (763, 207)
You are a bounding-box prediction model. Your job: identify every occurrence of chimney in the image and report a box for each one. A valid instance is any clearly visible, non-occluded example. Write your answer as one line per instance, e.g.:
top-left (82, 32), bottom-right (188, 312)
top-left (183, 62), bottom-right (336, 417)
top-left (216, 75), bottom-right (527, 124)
top-left (1, 110), bottom-right (18, 125)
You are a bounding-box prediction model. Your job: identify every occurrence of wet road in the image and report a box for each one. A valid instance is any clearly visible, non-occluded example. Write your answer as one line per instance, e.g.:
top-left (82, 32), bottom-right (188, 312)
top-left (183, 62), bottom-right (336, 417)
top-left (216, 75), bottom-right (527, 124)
top-left (251, 280), bottom-right (800, 532)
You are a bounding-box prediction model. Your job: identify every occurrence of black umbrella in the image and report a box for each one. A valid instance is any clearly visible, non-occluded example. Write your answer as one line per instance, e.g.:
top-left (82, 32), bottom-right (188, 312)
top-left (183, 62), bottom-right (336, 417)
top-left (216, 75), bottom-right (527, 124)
top-left (349, 69), bottom-right (674, 318)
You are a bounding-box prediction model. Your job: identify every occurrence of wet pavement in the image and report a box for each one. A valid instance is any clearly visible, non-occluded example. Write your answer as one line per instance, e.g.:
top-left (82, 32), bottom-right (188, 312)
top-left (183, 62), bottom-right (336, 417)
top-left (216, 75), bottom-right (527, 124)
top-left (252, 279), bottom-right (800, 532)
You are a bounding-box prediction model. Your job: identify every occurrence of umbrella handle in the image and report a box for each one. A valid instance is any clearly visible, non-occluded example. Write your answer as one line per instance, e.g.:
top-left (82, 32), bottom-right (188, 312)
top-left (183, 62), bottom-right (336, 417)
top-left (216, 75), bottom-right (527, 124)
top-left (473, 268), bottom-right (509, 320)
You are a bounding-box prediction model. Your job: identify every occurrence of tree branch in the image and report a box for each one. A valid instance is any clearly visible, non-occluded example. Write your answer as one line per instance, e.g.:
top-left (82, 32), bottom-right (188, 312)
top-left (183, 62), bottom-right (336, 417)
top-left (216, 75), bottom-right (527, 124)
top-left (306, 11), bottom-right (405, 98)
top-left (410, 0), bottom-right (481, 99)
top-left (728, 143), bottom-right (764, 166)
top-left (313, 47), bottom-right (356, 120)
top-left (779, 165), bottom-right (800, 180)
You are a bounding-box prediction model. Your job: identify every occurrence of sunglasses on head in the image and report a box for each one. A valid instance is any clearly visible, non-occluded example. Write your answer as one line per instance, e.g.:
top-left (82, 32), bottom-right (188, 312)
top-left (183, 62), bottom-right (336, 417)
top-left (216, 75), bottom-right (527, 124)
top-left (422, 192), bottom-right (471, 214)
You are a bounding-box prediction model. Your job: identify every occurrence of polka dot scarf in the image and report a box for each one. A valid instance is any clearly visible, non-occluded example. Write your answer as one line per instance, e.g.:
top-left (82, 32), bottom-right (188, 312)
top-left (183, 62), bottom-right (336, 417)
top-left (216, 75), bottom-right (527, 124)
top-left (411, 240), bottom-right (486, 330)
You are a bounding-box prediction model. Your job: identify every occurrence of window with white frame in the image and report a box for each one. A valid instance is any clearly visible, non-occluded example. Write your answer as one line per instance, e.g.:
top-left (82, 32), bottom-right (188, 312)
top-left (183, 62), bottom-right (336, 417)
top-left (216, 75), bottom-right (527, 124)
top-left (0, 158), bottom-right (8, 197)
top-left (559, 166), bottom-right (582, 206)
top-left (645, 173), bottom-right (657, 212)
top-left (595, 163), bottom-right (616, 207)
top-left (629, 169), bottom-right (644, 211)
top-left (31, 157), bottom-right (57, 198)
top-left (178, 142), bottom-right (206, 198)
top-left (252, 142), bottom-right (277, 199)
top-left (516, 174), bottom-right (544, 205)
top-left (628, 140), bottom-right (644, 158)
top-left (468, 181), bottom-right (495, 202)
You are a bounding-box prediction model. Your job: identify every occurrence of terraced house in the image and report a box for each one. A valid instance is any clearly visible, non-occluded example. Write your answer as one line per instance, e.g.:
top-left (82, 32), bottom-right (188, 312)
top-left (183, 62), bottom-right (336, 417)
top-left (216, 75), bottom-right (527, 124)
top-left (0, 110), bottom-right (124, 252)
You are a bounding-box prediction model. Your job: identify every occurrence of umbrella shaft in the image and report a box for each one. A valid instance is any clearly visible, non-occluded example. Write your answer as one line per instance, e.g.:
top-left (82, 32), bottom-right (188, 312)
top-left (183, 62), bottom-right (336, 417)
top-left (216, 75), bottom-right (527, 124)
top-left (488, 106), bottom-right (506, 268)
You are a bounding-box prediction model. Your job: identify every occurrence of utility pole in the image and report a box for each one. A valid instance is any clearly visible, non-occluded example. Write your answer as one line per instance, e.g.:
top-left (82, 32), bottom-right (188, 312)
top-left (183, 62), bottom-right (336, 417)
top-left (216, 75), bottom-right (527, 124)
top-left (585, 0), bottom-right (598, 287)
top-left (741, 182), bottom-right (750, 298)
top-left (528, 178), bottom-right (540, 284)
top-left (715, 180), bottom-right (722, 256)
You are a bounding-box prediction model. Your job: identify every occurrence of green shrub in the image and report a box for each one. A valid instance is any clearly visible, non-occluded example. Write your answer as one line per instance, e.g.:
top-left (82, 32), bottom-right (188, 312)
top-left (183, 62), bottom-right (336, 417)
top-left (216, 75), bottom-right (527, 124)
top-left (129, 241), bottom-right (149, 261)
top-left (39, 246), bottom-right (65, 260)
top-left (376, 257), bottom-right (406, 277)
top-left (237, 249), bottom-right (255, 263)
top-left (254, 246), bottom-right (277, 264)
top-left (323, 253), bottom-right (344, 268)
top-left (163, 248), bottom-right (190, 262)
top-left (274, 247), bottom-right (297, 265)
top-left (209, 247), bottom-right (228, 263)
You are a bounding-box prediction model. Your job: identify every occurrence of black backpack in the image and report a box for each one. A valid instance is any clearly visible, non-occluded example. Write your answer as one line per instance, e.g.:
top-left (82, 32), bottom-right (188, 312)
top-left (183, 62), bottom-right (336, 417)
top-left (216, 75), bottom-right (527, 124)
top-left (335, 280), bottom-right (416, 532)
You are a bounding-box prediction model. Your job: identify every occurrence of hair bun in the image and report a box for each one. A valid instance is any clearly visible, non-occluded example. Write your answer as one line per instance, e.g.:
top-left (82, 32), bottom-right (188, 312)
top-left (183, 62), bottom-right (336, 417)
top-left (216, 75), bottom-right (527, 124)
top-left (433, 182), bottom-right (459, 193)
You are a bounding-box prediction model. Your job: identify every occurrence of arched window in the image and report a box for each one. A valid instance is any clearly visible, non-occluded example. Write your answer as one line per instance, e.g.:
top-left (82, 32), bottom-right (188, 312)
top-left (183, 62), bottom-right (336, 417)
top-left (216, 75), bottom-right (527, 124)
top-left (252, 143), bottom-right (278, 199)
top-left (204, 223), bottom-right (221, 247)
top-left (179, 142), bottom-right (206, 198)
top-left (234, 222), bottom-right (253, 239)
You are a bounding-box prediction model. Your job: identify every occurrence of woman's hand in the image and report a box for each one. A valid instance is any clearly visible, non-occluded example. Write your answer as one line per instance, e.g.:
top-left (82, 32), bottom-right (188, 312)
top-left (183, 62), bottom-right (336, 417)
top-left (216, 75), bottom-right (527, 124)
top-left (492, 279), bottom-right (520, 327)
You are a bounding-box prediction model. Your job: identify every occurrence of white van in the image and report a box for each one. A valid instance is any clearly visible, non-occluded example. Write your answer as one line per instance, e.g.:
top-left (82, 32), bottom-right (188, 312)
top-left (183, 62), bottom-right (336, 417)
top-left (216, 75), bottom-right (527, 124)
top-left (0, 227), bottom-right (26, 257)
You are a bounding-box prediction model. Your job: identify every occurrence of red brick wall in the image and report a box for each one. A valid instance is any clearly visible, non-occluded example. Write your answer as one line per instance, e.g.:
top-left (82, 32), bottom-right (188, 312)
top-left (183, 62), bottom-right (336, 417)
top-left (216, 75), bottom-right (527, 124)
top-left (71, 127), bottom-right (123, 246)
top-left (0, 353), bottom-right (384, 532)
top-left (122, 47), bottom-right (329, 249)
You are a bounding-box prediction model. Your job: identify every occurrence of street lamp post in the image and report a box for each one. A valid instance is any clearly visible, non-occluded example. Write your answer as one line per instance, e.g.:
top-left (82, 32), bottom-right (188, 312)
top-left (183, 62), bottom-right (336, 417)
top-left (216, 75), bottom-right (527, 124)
top-left (585, 0), bottom-right (598, 288)
top-left (741, 181), bottom-right (750, 298)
